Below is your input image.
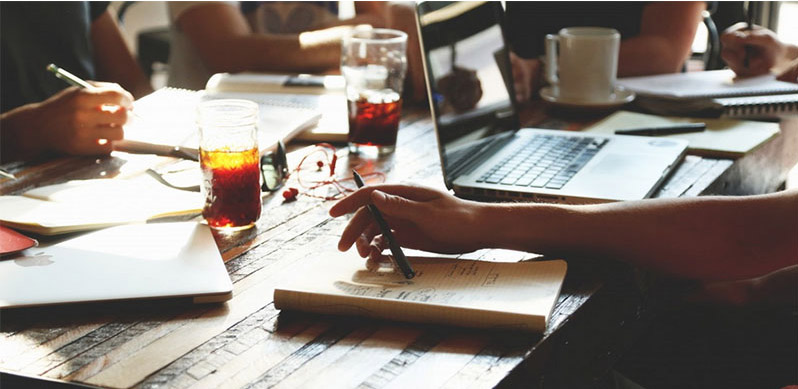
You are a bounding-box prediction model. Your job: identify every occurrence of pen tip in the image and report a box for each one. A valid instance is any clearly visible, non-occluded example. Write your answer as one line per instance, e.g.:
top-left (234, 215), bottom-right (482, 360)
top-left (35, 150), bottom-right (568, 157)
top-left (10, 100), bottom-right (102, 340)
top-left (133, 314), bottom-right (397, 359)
top-left (46, 63), bottom-right (57, 72)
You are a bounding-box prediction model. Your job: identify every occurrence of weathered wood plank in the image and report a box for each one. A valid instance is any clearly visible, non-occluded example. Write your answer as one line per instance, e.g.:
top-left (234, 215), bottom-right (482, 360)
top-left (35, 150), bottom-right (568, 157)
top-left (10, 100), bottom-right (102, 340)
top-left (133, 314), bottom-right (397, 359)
top-left (84, 234), bottom-right (339, 388)
top-left (272, 325), bottom-right (425, 389)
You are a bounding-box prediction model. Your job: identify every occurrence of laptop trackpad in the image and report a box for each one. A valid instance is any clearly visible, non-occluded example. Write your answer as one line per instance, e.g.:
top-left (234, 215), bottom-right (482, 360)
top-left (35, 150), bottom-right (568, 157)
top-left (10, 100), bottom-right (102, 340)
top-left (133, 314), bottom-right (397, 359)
top-left (588, 154), bottom-right (661, 179)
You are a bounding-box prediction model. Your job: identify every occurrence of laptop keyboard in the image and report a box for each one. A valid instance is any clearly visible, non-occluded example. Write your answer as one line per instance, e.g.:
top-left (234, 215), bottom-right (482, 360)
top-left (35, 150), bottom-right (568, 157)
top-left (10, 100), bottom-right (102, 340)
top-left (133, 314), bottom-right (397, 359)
top-left (476, 134), bottom-right (607, 190)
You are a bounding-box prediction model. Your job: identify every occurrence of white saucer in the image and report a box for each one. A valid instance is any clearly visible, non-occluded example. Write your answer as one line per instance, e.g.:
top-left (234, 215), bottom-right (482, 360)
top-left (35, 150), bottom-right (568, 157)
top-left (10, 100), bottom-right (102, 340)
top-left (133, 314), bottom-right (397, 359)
top-left (540, 86), bottom-right (635, 109)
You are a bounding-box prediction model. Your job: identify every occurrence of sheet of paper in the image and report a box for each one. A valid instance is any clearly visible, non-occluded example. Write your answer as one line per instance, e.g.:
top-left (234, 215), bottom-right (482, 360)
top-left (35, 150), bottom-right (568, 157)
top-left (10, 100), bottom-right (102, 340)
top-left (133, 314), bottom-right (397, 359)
top-left (583, 110), bottom-right (780, 158)
top-left (617, 69), bottom-right (798, 99)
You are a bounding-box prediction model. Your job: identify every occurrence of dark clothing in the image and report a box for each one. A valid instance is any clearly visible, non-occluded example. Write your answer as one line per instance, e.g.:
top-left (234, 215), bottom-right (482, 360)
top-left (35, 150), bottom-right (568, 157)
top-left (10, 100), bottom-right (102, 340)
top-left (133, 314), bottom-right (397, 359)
top-left (0, 2), bottom-right (108, 113)
top-left (618, 303), bottom-right (798, 388)
top-left (505, 2), bottom-right (648, 59)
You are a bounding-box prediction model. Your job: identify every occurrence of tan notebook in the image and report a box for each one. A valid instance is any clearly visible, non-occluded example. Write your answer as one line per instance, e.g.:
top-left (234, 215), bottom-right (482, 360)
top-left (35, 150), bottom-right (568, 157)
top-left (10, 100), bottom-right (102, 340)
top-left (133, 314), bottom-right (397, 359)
top-left (0, 175), bottom-right (202, 235)
top-left (274, 252), bottom-right (567, 332)
top-left (583, 110), bottom-right (780, 159)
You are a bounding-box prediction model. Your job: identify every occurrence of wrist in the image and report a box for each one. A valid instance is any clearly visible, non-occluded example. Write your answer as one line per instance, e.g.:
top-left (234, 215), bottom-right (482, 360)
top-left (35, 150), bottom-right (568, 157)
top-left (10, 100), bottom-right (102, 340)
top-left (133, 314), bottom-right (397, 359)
top-left (0, 104), bottom-right (46, 162)
top-left (785, 43), bottom-right (798, 62)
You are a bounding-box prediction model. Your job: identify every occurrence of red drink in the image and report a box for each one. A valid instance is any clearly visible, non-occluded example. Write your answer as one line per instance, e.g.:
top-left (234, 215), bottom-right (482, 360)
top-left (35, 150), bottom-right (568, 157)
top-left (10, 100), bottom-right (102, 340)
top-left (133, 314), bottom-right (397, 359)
top-left (200, 147), bottom-right (261, 229)
top-left (347, 93), bottom-right (402, 148)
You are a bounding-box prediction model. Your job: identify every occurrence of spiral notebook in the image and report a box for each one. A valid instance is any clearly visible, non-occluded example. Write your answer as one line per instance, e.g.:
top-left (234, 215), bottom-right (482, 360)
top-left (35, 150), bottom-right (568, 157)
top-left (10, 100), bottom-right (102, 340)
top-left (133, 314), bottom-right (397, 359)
top-left (618, 69), bottom-right (798, 119)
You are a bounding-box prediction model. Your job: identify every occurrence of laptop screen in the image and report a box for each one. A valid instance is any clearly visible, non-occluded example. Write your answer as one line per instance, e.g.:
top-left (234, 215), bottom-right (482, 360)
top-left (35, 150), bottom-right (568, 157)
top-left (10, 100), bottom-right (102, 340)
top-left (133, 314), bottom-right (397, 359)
top-left (417, 1), bottom-right (520, 185)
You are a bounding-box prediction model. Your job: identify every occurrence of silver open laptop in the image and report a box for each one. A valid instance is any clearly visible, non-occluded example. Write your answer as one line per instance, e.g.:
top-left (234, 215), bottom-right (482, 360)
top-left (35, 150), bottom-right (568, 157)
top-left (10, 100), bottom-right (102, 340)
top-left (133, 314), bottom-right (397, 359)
top-left (0, 223), bottom-right (232, 308)
top-left (416, 1), bottom-right (687, 204)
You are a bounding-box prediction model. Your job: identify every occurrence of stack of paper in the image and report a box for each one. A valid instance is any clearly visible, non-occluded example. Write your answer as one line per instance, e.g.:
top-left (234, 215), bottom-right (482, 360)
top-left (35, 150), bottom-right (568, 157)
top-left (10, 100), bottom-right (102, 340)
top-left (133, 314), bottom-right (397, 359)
top-left (617, 69), bottom-right (798, 118)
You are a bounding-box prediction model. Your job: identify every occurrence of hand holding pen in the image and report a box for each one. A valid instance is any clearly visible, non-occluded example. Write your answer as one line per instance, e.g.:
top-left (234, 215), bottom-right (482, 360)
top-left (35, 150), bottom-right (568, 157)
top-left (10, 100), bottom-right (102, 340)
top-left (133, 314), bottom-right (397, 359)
top-left (330, 182), bottom-right (490, 273)
top-left (351, 171), bottom-right (415, 279)
top-left (34, 64), bottom-right (134, 156)
top-left (720, 22), bottom-right (786, 79)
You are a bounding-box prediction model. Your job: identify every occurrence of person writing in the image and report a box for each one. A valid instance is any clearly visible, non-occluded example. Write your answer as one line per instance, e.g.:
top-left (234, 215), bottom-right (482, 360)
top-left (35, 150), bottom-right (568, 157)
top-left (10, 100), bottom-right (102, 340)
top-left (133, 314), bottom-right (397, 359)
top-left (507, 2), bottom-right (706, 102)
top-left (329, 183), bottom-right (797, 386)
top-left (330, 184), bottom-right (796, 305)
top-left (721, 22), bottom-right (798, 83)
top-left (0, 2), bottom-right (153, 163)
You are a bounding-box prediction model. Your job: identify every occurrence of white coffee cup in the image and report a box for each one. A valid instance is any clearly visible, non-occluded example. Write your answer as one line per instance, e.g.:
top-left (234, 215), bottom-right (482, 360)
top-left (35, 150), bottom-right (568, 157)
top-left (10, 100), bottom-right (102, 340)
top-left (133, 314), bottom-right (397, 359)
top-left (545, 27), bottom-right (620, 103)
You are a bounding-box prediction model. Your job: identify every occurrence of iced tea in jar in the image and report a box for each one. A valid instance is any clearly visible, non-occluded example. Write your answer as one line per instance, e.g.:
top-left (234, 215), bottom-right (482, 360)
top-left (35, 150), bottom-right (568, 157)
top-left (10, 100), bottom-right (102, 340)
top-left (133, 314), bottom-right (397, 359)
top-left (198, 99), bottom-right (261, 231)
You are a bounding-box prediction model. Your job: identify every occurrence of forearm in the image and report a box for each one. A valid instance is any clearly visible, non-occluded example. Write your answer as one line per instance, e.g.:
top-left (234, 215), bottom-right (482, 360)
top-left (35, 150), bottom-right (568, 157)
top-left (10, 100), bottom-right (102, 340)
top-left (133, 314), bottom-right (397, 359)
top-left (618, 1), bottom-right (704, 77)
top-left (178, 3), bottom-right (343, 75)
top-left (618, 36), bottom-right (691, 76)
top-left (481, 193), bottom-right (798, 281)
top-left (203, 32), bottom-right (341, 74)
top-left (0, 105), bottom-right (44, 162)
top-left (91, 11), bottom-right (153, 98)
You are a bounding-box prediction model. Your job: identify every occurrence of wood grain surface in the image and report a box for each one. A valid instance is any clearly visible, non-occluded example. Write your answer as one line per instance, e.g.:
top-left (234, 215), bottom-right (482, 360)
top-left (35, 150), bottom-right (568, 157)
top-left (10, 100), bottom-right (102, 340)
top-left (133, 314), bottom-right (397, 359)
top-left (1, 109), bottom-right (794, 389)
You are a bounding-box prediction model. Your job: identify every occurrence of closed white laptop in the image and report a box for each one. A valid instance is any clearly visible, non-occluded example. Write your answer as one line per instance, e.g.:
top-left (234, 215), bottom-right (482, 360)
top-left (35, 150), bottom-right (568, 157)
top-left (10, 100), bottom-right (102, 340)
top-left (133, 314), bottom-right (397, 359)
top-left (0, 223), bottom-right (233, 308)
top-left (416, 2), bottom-right (687, 204)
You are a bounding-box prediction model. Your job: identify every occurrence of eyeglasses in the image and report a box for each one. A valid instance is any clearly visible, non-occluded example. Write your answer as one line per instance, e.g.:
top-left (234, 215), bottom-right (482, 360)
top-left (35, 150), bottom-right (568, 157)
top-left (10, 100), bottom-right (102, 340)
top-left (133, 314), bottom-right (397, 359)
top-left (146, 140), bottom-right (289, 193)
top-left (260, 140), bottom-right (289, 192)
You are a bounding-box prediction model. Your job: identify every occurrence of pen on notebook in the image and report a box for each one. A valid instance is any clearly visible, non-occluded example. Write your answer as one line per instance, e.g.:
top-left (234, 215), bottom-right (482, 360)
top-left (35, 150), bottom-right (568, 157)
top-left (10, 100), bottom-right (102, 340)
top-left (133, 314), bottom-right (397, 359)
top-left (352, 170), bottom-right (416, 279)
top-left (615, 123), bottom-right (706, 137)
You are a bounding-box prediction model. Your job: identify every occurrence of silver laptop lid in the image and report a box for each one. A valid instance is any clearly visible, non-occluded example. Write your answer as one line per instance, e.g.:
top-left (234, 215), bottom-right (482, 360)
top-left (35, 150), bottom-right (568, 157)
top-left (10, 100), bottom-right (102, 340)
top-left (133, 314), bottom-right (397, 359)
top-left (416, 1), bottom-right (520, 188)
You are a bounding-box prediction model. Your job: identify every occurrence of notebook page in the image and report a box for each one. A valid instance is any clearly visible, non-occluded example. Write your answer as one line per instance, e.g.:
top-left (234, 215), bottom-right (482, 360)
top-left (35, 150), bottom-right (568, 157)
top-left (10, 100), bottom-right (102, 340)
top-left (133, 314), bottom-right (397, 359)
top-left (119, 87), bottom-right (321, 155)
top-left (275, 252), bottom-right (567, 331)
top-left (0, 175), bottom-right (202, 235)
top-left (583, 110), bottom-right (780, 158)
top-left (617, 69), bottom-right (798, 99)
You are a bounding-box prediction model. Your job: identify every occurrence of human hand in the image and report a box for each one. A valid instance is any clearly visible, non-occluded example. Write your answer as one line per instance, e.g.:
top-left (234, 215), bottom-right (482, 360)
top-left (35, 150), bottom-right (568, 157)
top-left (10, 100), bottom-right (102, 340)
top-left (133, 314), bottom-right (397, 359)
top-left (329, 184), bottom-right (489, 265)
top-left (776, 58), bottom-right (798, 84)
top-left (31, 83), bottom-right (133, 156)
top-left (687, 265), bottom-right (798, 307)
top-left (721, 23), bottom-right (787, 78)
top-left (510, 52), bottom-right (541, 103)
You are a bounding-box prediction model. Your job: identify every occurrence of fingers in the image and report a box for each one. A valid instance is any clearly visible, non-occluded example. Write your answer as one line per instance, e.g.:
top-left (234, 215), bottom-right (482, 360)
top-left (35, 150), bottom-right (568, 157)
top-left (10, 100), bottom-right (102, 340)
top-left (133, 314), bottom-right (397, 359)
top-left (338, 206), bottom-right (375, 251)
top-left (79, 87), bottom-right (134, 111)
top-left (777, 62), bottom-right (798, 84)
top-left (369, 190), bottom-right (424, 220)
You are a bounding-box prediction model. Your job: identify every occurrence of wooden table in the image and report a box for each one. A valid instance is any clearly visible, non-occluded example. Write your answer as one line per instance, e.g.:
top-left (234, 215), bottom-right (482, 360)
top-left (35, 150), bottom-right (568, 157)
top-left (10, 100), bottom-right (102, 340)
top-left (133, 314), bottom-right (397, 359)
top-left (1, 108), bottom-right (796, 389)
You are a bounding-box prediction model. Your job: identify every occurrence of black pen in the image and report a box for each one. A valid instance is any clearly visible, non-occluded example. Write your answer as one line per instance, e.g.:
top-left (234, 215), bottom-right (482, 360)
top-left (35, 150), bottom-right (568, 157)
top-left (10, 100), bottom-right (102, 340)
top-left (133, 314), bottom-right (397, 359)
top-left (352, 170), bottom-right (415, 279)
top-left (615, 123), bottom-right (706, 137)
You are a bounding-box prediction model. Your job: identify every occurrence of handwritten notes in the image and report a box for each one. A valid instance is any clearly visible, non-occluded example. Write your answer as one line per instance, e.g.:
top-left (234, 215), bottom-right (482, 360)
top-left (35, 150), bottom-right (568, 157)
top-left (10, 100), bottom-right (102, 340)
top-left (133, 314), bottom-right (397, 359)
top-left (274, 252), bottom-right (567, 332)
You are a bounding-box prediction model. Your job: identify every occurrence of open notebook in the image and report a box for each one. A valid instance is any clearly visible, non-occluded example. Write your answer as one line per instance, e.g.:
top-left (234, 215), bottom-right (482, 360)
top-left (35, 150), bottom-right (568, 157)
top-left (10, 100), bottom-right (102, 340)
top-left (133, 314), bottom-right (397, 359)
top-left (206, 73), bottom-right (349, 142)
top-left (0, 174), bottom-right (202, 235)
top-left (274, 252), bottom-right (567, 332)
top-left (117, 86), bottom-right (322, 157)
top-left (617, 69), bottom-right (798, 119)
